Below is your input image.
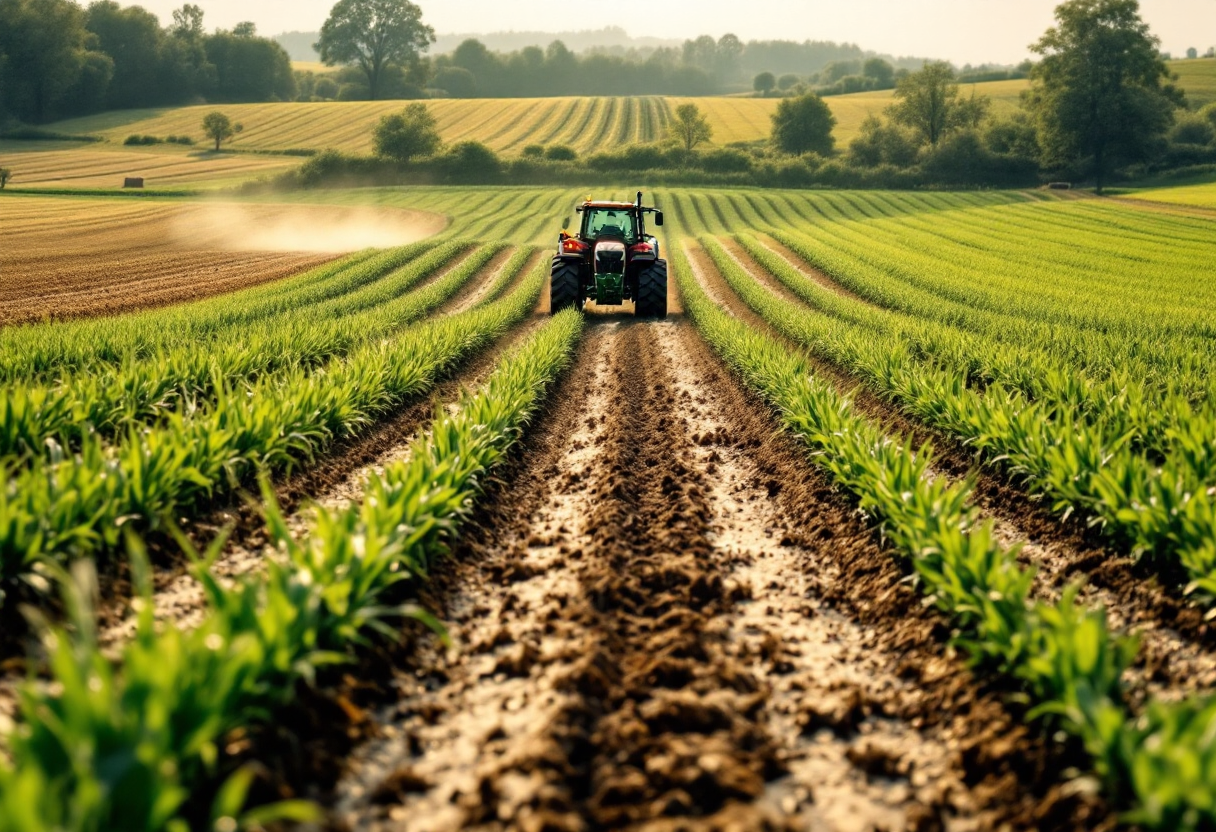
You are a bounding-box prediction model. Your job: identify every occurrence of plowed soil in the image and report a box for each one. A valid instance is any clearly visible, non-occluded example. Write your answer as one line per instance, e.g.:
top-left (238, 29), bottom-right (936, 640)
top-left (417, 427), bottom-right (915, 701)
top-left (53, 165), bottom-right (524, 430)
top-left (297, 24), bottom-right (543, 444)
top-left (326, 316), bottom-right (1110, 831)
top-left (0, 197), bottom-right (445, 323)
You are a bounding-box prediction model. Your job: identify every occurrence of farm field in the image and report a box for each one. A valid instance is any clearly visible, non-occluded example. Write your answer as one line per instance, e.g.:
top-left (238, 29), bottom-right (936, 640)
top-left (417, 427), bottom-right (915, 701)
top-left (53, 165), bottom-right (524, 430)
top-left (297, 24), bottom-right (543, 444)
top-left (42, 79), bottom-right (1029, 157)
top-left (0, 196), bottom-right (444, 322)
top-left (0, 144), bottom-right (297, 190)
top-left (1132, 178), bottom-right (1216, 208)
top-left (2, 181), bottom-right (1216, 831)
top-left (1170, 57), bottom-right (1216, 107)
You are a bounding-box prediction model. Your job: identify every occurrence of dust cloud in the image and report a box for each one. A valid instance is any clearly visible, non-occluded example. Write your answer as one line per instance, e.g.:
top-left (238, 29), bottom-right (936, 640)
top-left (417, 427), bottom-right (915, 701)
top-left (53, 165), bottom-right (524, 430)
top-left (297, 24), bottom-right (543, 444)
top-left (172, 203), bottom-right (447, 253)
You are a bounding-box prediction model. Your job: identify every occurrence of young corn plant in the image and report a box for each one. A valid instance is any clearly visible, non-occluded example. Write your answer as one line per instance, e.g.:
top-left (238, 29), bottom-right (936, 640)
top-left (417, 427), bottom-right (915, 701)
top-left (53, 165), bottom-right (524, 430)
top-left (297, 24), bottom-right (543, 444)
top-left (0, 308), bottom-right (583, 831)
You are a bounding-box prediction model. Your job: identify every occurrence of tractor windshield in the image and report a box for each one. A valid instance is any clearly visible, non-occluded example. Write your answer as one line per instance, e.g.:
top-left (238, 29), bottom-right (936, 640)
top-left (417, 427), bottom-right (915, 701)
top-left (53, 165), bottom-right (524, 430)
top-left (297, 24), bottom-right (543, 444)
top-left (584, 208), bottom-right (638, 243)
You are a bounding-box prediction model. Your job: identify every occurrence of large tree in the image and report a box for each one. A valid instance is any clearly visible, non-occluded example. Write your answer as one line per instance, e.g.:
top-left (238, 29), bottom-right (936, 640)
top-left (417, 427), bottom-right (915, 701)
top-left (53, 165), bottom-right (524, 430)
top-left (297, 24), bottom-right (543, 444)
top-left (887, 61), bottom-right (989, 146)
top-left (0, 0), bottom-right (110, 122)
top-left (771, 92), bottom-right (836, 155)
top-left (315, 0), bottom-right (434, 101)
top-left (1025, 0), bottom-right (1182, 192)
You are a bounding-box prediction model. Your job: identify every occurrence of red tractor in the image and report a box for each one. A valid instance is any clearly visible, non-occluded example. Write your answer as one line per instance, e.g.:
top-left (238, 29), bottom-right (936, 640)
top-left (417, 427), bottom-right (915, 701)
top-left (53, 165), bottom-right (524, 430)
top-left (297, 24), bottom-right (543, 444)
top-left (550, 192), bottom-right (667, 318)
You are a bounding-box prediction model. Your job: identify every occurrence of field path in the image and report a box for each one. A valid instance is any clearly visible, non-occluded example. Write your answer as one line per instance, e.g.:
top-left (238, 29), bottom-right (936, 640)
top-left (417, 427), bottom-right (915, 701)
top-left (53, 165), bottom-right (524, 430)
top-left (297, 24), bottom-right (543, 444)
top-left (329, 313), bottom-right (1098, 830)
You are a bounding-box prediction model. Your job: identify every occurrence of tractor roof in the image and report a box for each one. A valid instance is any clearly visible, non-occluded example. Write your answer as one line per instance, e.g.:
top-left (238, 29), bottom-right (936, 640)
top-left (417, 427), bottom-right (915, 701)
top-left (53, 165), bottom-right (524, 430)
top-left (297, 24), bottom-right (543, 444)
top-left (583, 201), bottom-right (636, 209)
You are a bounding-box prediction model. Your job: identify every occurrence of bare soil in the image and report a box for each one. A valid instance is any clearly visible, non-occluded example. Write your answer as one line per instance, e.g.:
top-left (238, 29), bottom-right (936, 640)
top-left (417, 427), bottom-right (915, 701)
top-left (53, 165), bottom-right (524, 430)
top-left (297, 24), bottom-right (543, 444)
top-left (0, 199), bottom-right (445, 324)
top-left (324, 315), bottom-right (1110, 832)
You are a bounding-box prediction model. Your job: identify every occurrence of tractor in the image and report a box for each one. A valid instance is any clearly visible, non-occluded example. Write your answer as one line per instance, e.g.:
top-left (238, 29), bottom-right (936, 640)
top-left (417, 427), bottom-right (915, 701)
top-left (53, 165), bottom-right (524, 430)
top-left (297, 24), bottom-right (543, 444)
top-left (550, 192), bottom-right (667, 318)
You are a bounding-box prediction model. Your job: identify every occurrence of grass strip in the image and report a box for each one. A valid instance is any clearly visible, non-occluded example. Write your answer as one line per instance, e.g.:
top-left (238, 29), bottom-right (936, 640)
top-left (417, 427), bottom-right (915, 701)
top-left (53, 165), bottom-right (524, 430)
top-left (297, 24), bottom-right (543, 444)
top-left (0, 308), bottom-right (583, 831)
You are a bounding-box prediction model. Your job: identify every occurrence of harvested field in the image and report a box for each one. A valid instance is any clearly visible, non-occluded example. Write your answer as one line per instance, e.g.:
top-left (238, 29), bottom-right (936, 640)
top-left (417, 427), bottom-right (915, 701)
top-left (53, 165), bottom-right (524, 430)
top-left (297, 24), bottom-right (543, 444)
top-left (0, 196), bottom-right (445, 323)
top-left (3, 184), bottom-right (1216, 832)
top-left (0, 145), bottom-right (295, 190)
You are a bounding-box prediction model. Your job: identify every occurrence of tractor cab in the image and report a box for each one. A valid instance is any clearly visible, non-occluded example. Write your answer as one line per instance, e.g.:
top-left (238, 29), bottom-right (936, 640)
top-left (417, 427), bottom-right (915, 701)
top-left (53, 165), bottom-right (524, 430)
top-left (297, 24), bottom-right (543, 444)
top-left (551, 193), bottom-right (668, 318)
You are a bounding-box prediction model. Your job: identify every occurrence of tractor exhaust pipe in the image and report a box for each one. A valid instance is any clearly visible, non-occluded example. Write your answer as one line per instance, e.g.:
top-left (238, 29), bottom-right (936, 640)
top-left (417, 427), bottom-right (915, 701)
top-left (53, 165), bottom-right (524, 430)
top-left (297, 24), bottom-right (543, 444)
top-left (636, 191), bottom-right (643, 211)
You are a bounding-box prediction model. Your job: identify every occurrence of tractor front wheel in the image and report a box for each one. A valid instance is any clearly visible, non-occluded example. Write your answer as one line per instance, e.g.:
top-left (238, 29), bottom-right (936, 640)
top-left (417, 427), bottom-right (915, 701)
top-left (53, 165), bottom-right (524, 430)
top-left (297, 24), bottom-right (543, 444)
top-left (550, 257), bottom-right (583, 315)
top-left (634, 259), bottom-right (668, 319)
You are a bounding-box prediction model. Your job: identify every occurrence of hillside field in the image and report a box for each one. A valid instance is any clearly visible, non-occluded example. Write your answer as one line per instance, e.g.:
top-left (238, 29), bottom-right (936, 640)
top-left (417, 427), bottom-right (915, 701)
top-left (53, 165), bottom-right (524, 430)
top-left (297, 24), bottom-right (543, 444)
top-left (45, 79), bottom-right (1029, 157)
top-left (2, 179), bottom-right (1216, 829)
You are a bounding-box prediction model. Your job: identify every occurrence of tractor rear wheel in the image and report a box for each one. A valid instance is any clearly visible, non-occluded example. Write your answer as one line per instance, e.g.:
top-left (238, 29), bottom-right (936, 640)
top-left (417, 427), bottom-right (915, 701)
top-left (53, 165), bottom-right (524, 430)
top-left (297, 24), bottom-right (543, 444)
top-left (550, 257), bottom-right (583, 315)
top-left (634, 259), bottom-right (668, 319)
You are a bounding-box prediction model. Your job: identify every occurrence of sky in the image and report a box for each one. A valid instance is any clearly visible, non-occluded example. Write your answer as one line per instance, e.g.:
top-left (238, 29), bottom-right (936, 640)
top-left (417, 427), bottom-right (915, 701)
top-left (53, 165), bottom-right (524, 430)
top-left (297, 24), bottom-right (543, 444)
top-left (129, 1), bottom-right (1216, 66)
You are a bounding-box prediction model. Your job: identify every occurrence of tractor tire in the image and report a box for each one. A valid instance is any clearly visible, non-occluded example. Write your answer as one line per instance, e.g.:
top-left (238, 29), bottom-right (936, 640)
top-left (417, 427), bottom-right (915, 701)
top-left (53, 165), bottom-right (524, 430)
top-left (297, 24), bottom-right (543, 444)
top-left (634, 259), bottom-right (668, 319)
top-left (550, 257), bottom-right (583, 315)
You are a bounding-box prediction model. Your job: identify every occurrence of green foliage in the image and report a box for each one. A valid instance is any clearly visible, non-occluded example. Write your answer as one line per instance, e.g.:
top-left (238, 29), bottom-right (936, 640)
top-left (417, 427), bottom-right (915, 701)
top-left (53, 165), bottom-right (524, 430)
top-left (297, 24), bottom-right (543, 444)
top-left (847, 115), bottom-right (919, 167)
top-left (1026, 0), bottom-right (1184, 191)
top-left (521, 143), bottom-right (544, 158)
top-left (753, 71), bottom-right (776, 95)
top-left (0, 243), bottom-right (543, 590)
top-left (543, 144), bottom-right (577, 162)
top-left (668, 102), bottom-right (713, 152)
top-left (887, 61), bottom-right (990, 146)
top-left (0, 167), bottom-right (10, 189)
top-left (201, 111), bottom-right (242, 151)
top-left (439, 140), bottom-right (501, 181)
top-left (316, 0), bottom-right (436, 100)
top-left (0, 297), bottom-right (581, 830)
top-left (372, 102), bottom-right (441, 162)
top-left (770, 92), bottom-right (836, 155)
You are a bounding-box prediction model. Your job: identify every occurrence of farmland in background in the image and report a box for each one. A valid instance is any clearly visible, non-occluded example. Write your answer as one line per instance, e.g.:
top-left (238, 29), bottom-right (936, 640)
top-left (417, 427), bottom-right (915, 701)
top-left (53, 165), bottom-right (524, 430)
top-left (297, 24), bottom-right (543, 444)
top-left (42, 79), bottom-right (1029, 155)
top-left (3, 179), bottom-right (1216, 829)
top-left (1133, 179), bottom-right (1216, 208)
top-left (0, 197), bottom-right (444, 321)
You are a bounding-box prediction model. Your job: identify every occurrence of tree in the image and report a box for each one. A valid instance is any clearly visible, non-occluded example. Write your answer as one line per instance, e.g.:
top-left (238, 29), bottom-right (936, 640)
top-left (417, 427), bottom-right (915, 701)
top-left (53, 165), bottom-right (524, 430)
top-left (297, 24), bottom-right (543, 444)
top-left (233, 21), bottom-right (257, 38)
top-left (316, 0), bottom-right (435, 101)
top-left (862, 58), bottom-right (895, 87)
top-left (771, 92), bottom-right (836, 155)
top-left (777, 73), bottom-right (800, 91)
top-left (1187, 47), bottom-right (1198, 60)
top-left (0, 168), bottom-right (11, 189)
top-left (669, 102), bottom-right (713, 152)
top-left (202, 111), bottom-right (242, 151)
top-left (887, 61), bottom-right (989, 146)
top-left (0, 0), bottom-right (111, 122)
top-left (171, 4), bottom-right (204, 42)
top-left (314, 77), bottom-right (338, 99)
top-left (1025, 0), bottom-right (1182, 192)
top-left (372, 102), bottom-right (440, 162)
top-left (753, 71), bottom-right (776, 96)
top-left (433, 66), bottom-right (475, 97)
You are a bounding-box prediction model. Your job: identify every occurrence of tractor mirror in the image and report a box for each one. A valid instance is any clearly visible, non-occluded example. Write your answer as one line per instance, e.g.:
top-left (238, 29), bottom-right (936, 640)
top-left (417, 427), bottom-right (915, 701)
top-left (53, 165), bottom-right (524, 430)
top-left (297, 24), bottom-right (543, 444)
top-left (653, 211), bottom-right (664, 227)
top-left (562, 216), bottom-right (571, 230)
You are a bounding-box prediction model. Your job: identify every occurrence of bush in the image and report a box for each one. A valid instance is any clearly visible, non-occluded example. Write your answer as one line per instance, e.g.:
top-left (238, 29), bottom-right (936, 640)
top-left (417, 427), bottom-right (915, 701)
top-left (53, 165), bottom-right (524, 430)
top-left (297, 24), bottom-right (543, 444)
top-left (166, 135), bottom-right (194, 146)
top-left (440, 141), bottom-right (501, 181)
top-left (1169, 114), bottom-right (1216, 147)
top-left (847, 116), bottom-right (919, 168)
top-left (543, 145), bottom-right (577, 162)
top-left (522, 144), bottom-right (545, 158)
top-left (337, 83), bottom-right (370, 101)
top-left (314, 78), bottom-right (338, 100)
top-left (698, 147), bottom-right (753, 174)
top-left (123, 134), bottom-right (160, 146)
top-left (372, 103), bottom-right (441, 163)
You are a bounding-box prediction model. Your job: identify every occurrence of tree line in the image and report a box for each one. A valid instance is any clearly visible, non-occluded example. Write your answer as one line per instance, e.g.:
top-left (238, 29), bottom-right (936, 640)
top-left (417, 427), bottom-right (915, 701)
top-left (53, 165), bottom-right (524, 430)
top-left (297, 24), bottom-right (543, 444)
top-left (0, 0), bottom-right (293, 124)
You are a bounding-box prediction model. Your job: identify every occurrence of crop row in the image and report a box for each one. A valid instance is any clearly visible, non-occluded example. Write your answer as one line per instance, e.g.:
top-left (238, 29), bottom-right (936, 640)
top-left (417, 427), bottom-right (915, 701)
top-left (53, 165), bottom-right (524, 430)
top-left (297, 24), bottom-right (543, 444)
top-left (0, 254), bottom-right (548, 599)
top-left (701, 234), bottom-right (1216, 602)
top-left (673, 241), bottom-right (1216, 830)
top-left (0, 242), bottom-right (511, 463)
top-left (0, 307), bottom-right (583, 831)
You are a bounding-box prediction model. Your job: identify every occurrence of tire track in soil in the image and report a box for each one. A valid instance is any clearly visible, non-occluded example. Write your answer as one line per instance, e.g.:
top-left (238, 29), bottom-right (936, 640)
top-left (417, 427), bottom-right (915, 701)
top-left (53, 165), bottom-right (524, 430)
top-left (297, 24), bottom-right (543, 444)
top-left (330, 316), bottom-right (1101, 831)
top-left (703, 238), bottom-right (1216, 704)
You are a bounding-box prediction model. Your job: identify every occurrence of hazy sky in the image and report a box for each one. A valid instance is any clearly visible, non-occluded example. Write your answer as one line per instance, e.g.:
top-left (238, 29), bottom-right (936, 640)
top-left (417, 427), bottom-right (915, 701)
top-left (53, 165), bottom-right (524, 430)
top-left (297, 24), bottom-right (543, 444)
top-left (129, 1), bottom-right (1215, 65)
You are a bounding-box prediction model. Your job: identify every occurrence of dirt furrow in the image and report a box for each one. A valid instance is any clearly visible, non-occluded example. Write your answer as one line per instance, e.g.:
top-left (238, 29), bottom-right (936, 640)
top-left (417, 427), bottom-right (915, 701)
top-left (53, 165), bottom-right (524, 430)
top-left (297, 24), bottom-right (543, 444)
top-left (700, 238), bottom-right (1216, 702)
top-left (329, 308), bottom-right (1101, 831)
